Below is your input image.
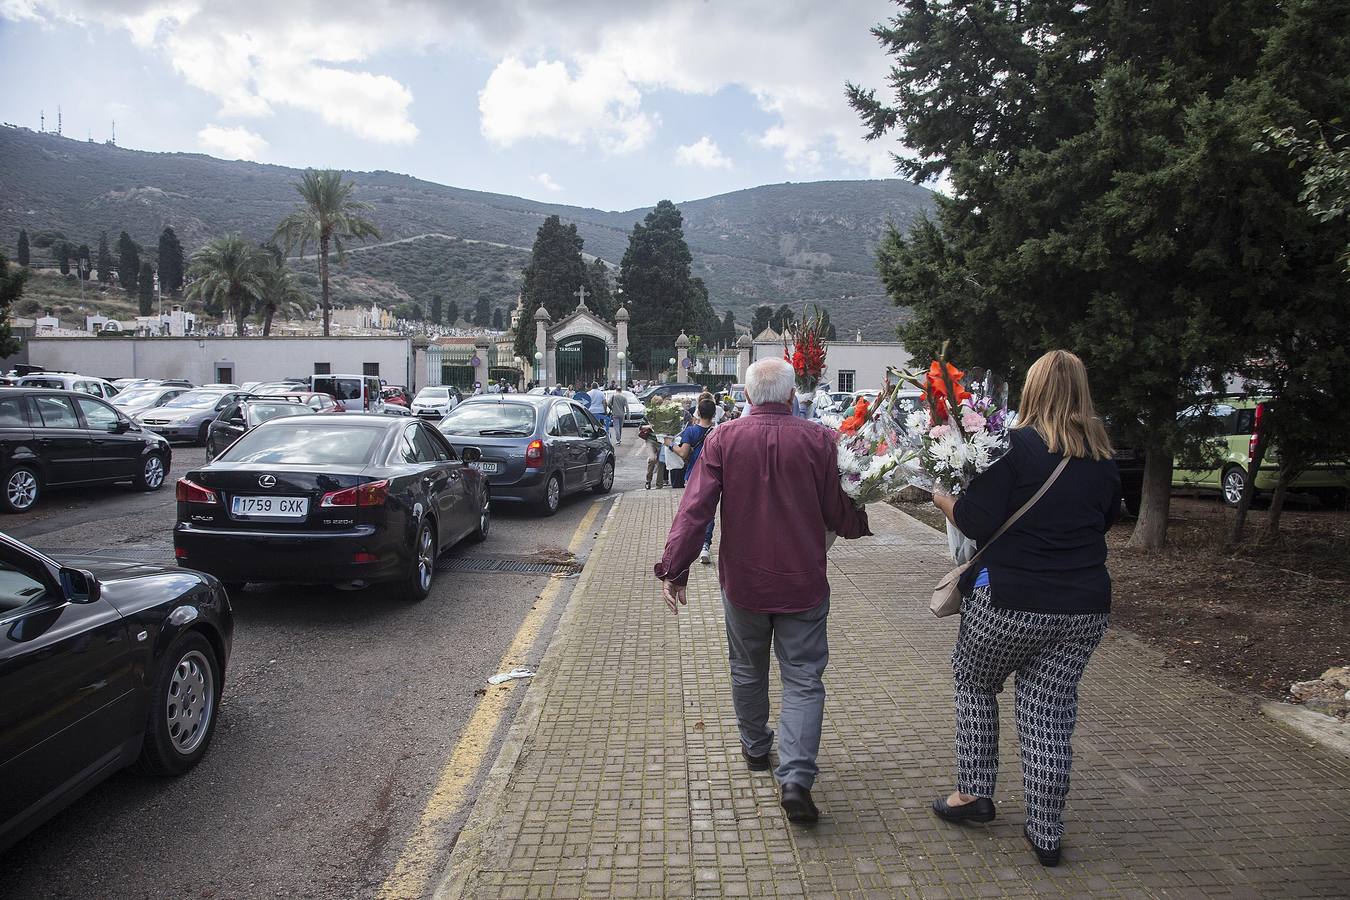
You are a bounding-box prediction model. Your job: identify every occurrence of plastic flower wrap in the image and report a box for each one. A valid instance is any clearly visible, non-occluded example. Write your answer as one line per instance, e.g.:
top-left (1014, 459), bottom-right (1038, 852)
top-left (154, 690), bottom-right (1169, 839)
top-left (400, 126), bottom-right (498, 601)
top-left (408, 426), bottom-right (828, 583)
top-left (822, 372), bottom-right (917, 507)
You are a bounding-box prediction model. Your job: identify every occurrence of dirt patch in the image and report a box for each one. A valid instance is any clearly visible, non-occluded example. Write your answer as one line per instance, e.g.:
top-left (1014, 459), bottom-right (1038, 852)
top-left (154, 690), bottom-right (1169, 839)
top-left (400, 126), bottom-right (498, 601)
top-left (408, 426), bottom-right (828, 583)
top-left (892, 493), bottom-right (1350, 709)
top-left (891, 498), bottom-right (949, 532)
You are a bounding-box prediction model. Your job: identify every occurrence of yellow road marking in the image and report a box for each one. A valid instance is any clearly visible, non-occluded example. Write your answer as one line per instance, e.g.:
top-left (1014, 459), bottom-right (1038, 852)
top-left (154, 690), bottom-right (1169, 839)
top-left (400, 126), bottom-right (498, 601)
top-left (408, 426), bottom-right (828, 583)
top-left (378, 499), bottom-right (604, 900)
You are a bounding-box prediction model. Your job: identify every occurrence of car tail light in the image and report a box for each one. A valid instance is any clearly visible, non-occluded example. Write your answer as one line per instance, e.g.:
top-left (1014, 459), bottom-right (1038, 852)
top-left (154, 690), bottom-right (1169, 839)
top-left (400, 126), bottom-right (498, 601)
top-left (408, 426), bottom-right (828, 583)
top-left (525, 439), bottom-right (545, 468)
top-left (321, 479), bottom-right (390, 507)
top-left (1248, 402), bottom-right (1264, 470)
top-left (176, 478), bottom-right (218, 504)
top-left (175, 547), bottom-right (188, 559)
top-left (352, 551), bottom-right (380, 563)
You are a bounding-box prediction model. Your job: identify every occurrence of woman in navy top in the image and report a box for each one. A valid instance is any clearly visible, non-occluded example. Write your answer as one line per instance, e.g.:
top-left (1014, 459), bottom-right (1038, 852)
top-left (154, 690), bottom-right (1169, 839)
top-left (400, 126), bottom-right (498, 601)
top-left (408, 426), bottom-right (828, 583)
top-left (929, 350), bottom-right (1120, 868)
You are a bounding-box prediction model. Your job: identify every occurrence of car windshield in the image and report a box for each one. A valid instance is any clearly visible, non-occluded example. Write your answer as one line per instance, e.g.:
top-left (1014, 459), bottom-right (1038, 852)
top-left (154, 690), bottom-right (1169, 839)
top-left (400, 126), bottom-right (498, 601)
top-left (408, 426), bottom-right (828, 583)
top-left (112, 389), bottom-right (158, 405)
top-left (439, 403), bottom-right (536, 436)
top-left (245, 402), bottom-right (315, 427)
top-left (416, 388), bottom-right (450, 399)
top-left (164, 390), bottom-right (225, 408)
top-left (216, 423), bottom-right (384, 465)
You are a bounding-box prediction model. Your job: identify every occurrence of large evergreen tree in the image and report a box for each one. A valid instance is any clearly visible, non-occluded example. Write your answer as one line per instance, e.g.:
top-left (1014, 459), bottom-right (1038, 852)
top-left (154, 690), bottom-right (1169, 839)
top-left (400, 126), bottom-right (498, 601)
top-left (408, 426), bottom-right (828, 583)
top-left (446, 300), bottom-right (460, 326)
top-left (116, 231), bottom-right (139, 294)
top-left (514, 215), bottom-right (590, 357)
top-left (55, 244), bottom-right (71, 276)
top-left (586, 258), bottom-right (618, 320)
top-left (136, 261), bottom-right (155, 315)
top-left (473, 296), bottom-right (491, 327)
top-left (429, 293), bottom-right (443, 325)
top-left (750, 304), bottom-right (773, 336)
top-left (619, 200), bottom-right (711, 374)
top-left (721, 310), bottom-right (738, 345)
top-left (848, 0), bottom-right (1350, 549)
top-left (492, 307), bottom-right (505, 330)
top-left (0, 255), bottom-right (26, 356)
top-left (771, 304), bottom-right (795, 334)
top-left (16, 230), bottom-right (29, 267)
top-left (157, 226), bottom-right (185, 295)
top-left (95, 231), bottom-right (113, 283)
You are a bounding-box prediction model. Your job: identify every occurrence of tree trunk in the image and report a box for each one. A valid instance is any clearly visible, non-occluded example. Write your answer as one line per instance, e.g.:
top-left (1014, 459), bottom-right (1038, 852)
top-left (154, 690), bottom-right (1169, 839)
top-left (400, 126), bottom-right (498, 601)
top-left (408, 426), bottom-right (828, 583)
top-left (1127, 441), bottom-right (1173, 550)
top-left (319, 232), bottom-right (331, 337)
top-left (1261, 464), bottom-right (1295, 540)
top-left (236, 312), bottom-right (246, 336)
top-left (263, 304), bottom-right (275, 337)
top-left (1222, 425), bottom-right (1270, 552)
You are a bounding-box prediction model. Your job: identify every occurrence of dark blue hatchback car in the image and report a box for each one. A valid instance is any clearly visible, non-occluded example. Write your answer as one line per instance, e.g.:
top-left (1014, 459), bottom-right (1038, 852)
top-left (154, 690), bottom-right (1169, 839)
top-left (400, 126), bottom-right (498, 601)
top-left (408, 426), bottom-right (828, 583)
top-left (437, 395), bottom-right (614, 515)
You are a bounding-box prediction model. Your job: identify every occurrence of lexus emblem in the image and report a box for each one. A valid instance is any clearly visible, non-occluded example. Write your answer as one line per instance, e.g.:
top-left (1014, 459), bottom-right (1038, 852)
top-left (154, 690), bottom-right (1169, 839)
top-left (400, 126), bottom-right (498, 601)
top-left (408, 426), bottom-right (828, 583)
top-left (258, 474), bottom-right (277, 488)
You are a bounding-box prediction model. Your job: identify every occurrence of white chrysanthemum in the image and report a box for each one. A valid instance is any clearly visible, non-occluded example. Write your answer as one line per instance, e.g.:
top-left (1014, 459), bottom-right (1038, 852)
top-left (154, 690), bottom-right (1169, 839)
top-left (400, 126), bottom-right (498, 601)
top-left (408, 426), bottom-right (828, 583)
top-left (905, 410), bottom-right (928, 432)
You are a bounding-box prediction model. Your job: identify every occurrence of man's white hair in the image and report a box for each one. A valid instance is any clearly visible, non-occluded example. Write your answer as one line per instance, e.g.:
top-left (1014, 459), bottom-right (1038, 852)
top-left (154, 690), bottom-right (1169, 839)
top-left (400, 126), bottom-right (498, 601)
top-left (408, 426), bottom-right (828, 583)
top-left (745, 358), bottom-right (795, 405)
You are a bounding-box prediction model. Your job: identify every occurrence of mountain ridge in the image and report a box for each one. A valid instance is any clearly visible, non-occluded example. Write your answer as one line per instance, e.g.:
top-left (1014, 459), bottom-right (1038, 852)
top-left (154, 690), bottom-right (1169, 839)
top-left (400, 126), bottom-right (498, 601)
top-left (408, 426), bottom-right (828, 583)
top-left (0, 126), bottom-right (931, 337)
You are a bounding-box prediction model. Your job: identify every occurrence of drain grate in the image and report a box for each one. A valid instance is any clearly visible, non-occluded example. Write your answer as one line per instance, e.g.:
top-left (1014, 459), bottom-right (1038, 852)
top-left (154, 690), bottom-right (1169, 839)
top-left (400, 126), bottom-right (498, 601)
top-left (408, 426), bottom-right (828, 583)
top-left (437, 556), bottom-right (582, 576)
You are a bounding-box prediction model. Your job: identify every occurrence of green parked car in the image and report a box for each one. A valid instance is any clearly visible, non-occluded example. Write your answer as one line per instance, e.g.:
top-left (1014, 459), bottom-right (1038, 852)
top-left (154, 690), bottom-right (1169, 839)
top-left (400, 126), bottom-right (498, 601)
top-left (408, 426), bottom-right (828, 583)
top-left (1172, 397), bottom-right (1350, 507)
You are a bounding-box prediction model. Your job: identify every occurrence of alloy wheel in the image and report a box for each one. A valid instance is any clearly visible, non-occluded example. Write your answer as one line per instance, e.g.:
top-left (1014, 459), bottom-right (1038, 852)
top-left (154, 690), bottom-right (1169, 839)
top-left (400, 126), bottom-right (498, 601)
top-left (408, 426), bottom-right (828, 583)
top-left (417, 525), bottom-right (434, 591)
top-left (1223, 469), bottom-right (1245, 505)
top-left (144, 456), bottom-right (165, 489)
top-left (602, 461), bottom-right (614, 491)
top-left (7, 470), bottom-right (37, 511)
top-left (547, 476), bottom-right (561, 511)
top-left (479, 493), bottom-right (491, 536)
top-left (166, 649), bottom-right (215, 755)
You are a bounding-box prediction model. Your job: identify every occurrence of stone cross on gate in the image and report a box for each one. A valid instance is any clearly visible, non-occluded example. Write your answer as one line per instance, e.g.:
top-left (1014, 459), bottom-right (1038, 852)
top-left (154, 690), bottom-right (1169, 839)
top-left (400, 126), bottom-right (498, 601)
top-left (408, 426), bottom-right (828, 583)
top-left (574, 284), bottom-right (589, 309)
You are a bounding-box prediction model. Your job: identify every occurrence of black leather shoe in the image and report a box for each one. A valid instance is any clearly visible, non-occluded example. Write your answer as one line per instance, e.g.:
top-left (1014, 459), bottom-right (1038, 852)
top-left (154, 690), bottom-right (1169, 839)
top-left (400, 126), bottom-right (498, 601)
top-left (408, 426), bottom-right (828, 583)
top-left (1024, 828), bottom-right (1061, 867)
top-left (931, 795), bottom-right (996, 824)
top-left (741, 747), bottom-right (770, 771)
top-left (780, 783), bottom-right (819, 824)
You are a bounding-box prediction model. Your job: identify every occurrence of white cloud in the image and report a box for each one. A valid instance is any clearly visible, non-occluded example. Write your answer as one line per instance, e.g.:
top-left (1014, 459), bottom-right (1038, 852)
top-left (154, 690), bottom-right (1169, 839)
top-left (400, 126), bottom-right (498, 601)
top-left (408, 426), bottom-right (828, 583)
top-left (197, 124), bottom-right (268, 161)
top-left (531, 172), bottom-right (563, 192)
top-left (675, 136), bottom-right (732, 170)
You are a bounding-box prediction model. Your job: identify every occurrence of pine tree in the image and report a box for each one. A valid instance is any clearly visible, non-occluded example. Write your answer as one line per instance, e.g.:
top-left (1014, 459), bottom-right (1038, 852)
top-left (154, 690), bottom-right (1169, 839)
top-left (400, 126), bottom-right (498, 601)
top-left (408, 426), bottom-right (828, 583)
top-left (721, 310), bottom-right (738, 345)
top-left (136, 261), bottom-right (155, 316)
top-left (848, 0), bottom-right (1350, 549)
top-left (473, 296), bottom-right (491, 327)
top-left (157, 226), bottom-right (185, 295)
top-left (515, 215), bottom-right (590, 357)
top-left (619, 200), bottom-right (709, 374)
top-left (586, 258), bottom-right (617, 320)
top-left (16, 230), bottom-right (29, 267)
top-left (117, 231), bottom-right (139, 294)
top-left (0, 255), bottom-right (27, 356)
top-left (750, 305), bottom-right (773, 336)
top-left (429, 293), bottom-right (443, 325)
top-left (446, 300), bottom-right (460, 326)
top-left (95, 231), bottom-right (113, 283)
top-left (492, 307), bottom-right (505, 330)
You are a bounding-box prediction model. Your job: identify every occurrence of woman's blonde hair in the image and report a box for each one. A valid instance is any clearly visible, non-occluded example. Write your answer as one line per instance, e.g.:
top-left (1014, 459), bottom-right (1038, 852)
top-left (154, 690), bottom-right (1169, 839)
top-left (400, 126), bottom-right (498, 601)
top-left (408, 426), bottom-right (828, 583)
top-left (1015, 350), bottom-right (1113, 461)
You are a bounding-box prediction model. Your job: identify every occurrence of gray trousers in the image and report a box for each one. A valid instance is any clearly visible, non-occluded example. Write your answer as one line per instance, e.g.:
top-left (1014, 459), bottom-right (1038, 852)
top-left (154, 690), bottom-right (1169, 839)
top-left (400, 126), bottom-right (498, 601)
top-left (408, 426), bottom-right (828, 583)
top-left (722, 595), bottom-right (830, 789)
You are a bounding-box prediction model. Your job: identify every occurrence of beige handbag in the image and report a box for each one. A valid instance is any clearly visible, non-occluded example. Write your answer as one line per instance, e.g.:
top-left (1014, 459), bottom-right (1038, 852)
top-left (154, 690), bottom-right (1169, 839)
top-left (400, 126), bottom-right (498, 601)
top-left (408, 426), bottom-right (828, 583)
top-left (930, 456), bottom-right (1070, 617)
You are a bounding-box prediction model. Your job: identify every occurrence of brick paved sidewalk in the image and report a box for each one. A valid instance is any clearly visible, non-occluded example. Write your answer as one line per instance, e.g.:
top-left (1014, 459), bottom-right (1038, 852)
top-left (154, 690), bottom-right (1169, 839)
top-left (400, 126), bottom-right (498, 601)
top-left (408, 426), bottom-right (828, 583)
top-left (438, 491), bottom-right (1350, 898)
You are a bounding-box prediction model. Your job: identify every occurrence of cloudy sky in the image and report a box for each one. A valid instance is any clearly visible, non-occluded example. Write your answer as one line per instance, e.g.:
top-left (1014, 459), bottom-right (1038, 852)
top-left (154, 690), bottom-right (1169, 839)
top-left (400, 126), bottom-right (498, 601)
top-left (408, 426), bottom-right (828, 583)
top-left (0, 0), bottom-right (912, 211)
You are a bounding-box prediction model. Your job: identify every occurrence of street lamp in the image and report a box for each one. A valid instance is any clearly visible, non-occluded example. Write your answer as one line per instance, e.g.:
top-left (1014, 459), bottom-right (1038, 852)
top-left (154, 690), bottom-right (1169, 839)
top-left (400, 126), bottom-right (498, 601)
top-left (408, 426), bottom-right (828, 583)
top-left (669, 357), bottom-right (677, 384)
top-left (533, 350), bottom-right (543, 384)
top-left (617, 350), bottom-right (625, 386)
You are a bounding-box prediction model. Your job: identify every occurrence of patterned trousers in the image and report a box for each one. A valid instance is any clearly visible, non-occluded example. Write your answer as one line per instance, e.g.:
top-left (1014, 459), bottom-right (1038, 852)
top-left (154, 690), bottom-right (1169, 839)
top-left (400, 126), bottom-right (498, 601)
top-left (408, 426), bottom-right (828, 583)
top-left (951, 586), bottom-right (1108, 850)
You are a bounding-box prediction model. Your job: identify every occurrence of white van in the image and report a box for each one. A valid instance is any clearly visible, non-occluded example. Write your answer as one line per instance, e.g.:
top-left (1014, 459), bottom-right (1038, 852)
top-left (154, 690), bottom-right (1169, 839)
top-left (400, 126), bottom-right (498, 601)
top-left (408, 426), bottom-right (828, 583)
top-left (310, 374), bottom-right (386, 414)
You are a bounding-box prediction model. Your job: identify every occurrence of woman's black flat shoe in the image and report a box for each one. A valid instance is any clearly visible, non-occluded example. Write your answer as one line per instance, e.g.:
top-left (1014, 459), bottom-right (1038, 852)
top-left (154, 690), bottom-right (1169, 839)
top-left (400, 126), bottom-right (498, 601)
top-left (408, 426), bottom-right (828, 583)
top-left (1024, 828), bottom-right (1061, 867)
top-left (931, 795), bottom-right (996, 824)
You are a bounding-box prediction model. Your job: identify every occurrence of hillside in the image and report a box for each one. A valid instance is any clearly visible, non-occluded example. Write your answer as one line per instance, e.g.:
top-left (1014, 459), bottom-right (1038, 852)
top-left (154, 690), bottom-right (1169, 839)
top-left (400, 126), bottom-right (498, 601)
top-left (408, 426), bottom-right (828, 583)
top-left (0, 127), bottom-right (933, 337)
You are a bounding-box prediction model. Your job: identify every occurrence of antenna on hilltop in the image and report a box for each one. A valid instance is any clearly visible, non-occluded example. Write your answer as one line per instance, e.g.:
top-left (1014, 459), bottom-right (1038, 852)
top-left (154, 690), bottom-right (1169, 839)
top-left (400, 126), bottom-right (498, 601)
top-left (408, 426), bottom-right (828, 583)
top-left (110, 120), bottom-right (116, 146)
top-left (57, 106), bottom-right (62, 136)
top-left (40, 109), bottom-right (44, 132)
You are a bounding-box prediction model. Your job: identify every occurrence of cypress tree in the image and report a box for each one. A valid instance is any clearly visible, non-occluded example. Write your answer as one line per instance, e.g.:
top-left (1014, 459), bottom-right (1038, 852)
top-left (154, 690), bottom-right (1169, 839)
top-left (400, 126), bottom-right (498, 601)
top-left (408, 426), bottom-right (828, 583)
top-left (16, 230), bottom-right (29, 267)
top-left (429, 293), bottom-right (443, 325)
top-left (619, 200), bottom-right (709, 374)
top-left (157, 226), bottom-right (185, 295)
top-left (515, 215), bottom-right (590, 357)
top-left (446, 300), bottom-right (459, 326)
top-left (586, 258), bottom-right (617, 320)
top-left (473, 296), bottom-right (490, 327)
top-left (492, 307), bottom-right (505, 330)
top-left (117, 231), bottom-right (139, 294)
top-left (96, 231), bottom-right (113, 283)
top-left (0, 255), bottom-right (26, 356)
top-left (137, 261), bottom-right (155, 315)
top-left (750, 305), bottom-right (773, 336)
top-left (56, 245), bottom-right (71, 276)
top-left (721, 310), bottom-right (737, 345)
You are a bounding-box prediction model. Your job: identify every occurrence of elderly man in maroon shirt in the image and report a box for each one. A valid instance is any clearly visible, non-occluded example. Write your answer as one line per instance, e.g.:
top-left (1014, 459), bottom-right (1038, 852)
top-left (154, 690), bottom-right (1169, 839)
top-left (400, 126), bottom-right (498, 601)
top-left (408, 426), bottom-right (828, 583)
top-left (655, 358), bottom-right (871, 824)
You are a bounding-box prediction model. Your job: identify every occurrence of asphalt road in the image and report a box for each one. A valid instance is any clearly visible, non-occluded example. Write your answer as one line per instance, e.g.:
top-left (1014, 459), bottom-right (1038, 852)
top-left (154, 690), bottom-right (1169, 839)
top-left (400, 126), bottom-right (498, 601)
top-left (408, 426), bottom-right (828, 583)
top-left (0, 438), bottom-right (654, 899)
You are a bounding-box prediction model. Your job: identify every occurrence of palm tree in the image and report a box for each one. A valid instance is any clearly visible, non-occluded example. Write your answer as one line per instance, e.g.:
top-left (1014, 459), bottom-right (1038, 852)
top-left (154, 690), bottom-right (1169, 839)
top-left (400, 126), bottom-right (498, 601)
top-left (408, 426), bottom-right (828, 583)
top-left (255, 250), bottom-right (311, 337)
top-left (183, 235), bottom-right (267, 336)
top-left (273, 169), bottom-right (381, 336)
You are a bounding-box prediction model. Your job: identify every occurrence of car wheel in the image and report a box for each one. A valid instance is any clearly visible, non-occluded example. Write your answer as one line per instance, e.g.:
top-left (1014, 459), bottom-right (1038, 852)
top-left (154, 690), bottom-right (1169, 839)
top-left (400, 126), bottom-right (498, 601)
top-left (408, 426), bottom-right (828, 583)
top-left (403, 519), bottom-right (436, 601)
top-left (537, 473), bottom-right (562, 517)
top-left (2, 466), bottom-right (41, 513)
top-left (1221, 465), bottom-right (1247, 507)
top-left (134, 453), bottom-right (167, 491)
top-left (197, 421), bottom-right (211, 446)
top-left (470, 487), bottom-right (490, 542)
top-left (592, 458), bottom-right (615, 495)
top-left (137, 630), bottom-right (221, 776)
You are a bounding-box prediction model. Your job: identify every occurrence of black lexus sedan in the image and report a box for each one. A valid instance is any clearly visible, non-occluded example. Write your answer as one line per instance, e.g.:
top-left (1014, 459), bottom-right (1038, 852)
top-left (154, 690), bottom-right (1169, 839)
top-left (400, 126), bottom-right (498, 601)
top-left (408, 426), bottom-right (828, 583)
top-left (0, 532), bottom-right (233, 851)
top-left (174, 415), bottom-right (489, 601)
top-left (436, 395), bottom-right (614, 516)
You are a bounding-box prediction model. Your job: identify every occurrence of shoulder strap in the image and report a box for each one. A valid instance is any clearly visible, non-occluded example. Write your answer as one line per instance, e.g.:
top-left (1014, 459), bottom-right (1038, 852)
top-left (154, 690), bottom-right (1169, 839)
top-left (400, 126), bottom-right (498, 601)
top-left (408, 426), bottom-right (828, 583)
top-left (963, 455), bottom-right (1070, 569)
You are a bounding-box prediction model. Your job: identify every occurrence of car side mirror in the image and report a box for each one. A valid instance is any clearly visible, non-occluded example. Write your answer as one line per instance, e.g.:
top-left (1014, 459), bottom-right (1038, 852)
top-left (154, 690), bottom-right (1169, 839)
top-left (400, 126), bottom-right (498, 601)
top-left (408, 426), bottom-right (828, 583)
top-left (59, 567), bottom-right (100, 603)
top-left (229, 415), bottom-right (245, 426)
top-left (460, 446), bottom-right (482, 463)
top-left (108, 419), bottom-right (132, 434)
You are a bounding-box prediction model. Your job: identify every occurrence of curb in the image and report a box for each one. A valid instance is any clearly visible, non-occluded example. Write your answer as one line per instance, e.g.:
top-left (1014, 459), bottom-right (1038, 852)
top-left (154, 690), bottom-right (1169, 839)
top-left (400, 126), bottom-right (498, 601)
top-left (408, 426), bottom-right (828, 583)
top-left (429, 494), bottom-right (625, 900)
top-left (1261, 701), bottom-right (1350, 757)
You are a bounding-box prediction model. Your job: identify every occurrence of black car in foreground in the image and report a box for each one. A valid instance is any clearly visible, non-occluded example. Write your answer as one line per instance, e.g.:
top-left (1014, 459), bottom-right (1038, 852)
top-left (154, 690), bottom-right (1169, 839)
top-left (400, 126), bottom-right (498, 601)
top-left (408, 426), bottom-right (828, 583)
top-left (0, 387), bottom-right (173, 512)
top-left (174, 415), bottom-right (489, 600)
top-left (437, 395), bottom-right (614, 516)
top-left (0, 532), bottom-right (233, 851)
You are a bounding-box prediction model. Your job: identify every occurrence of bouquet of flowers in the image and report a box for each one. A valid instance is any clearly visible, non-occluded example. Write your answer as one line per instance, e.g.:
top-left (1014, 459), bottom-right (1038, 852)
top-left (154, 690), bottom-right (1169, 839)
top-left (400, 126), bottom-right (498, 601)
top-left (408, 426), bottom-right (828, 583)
top-left (894, 344), bottom-right (1012, 561)
top-left (783, 305), bottom-right (829, 395)
top-left (820, 373), bottom-right (916, 508)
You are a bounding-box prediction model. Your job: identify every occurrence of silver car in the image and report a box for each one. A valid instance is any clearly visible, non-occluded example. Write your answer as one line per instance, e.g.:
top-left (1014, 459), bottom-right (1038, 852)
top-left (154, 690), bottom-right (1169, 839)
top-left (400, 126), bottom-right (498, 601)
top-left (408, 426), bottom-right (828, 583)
top-left (112, 385), bottom-right (191, 416)
top-left (136, 389), bottom-right (251, 444)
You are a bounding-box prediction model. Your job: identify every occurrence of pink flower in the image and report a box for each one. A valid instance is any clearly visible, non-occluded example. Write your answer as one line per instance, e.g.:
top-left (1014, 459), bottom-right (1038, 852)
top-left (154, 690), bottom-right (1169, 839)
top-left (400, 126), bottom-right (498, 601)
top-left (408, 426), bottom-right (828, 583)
top-left (960, 408), bottom-right (986, 434)
top-left (929, 424), bottom-right (953, 440)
